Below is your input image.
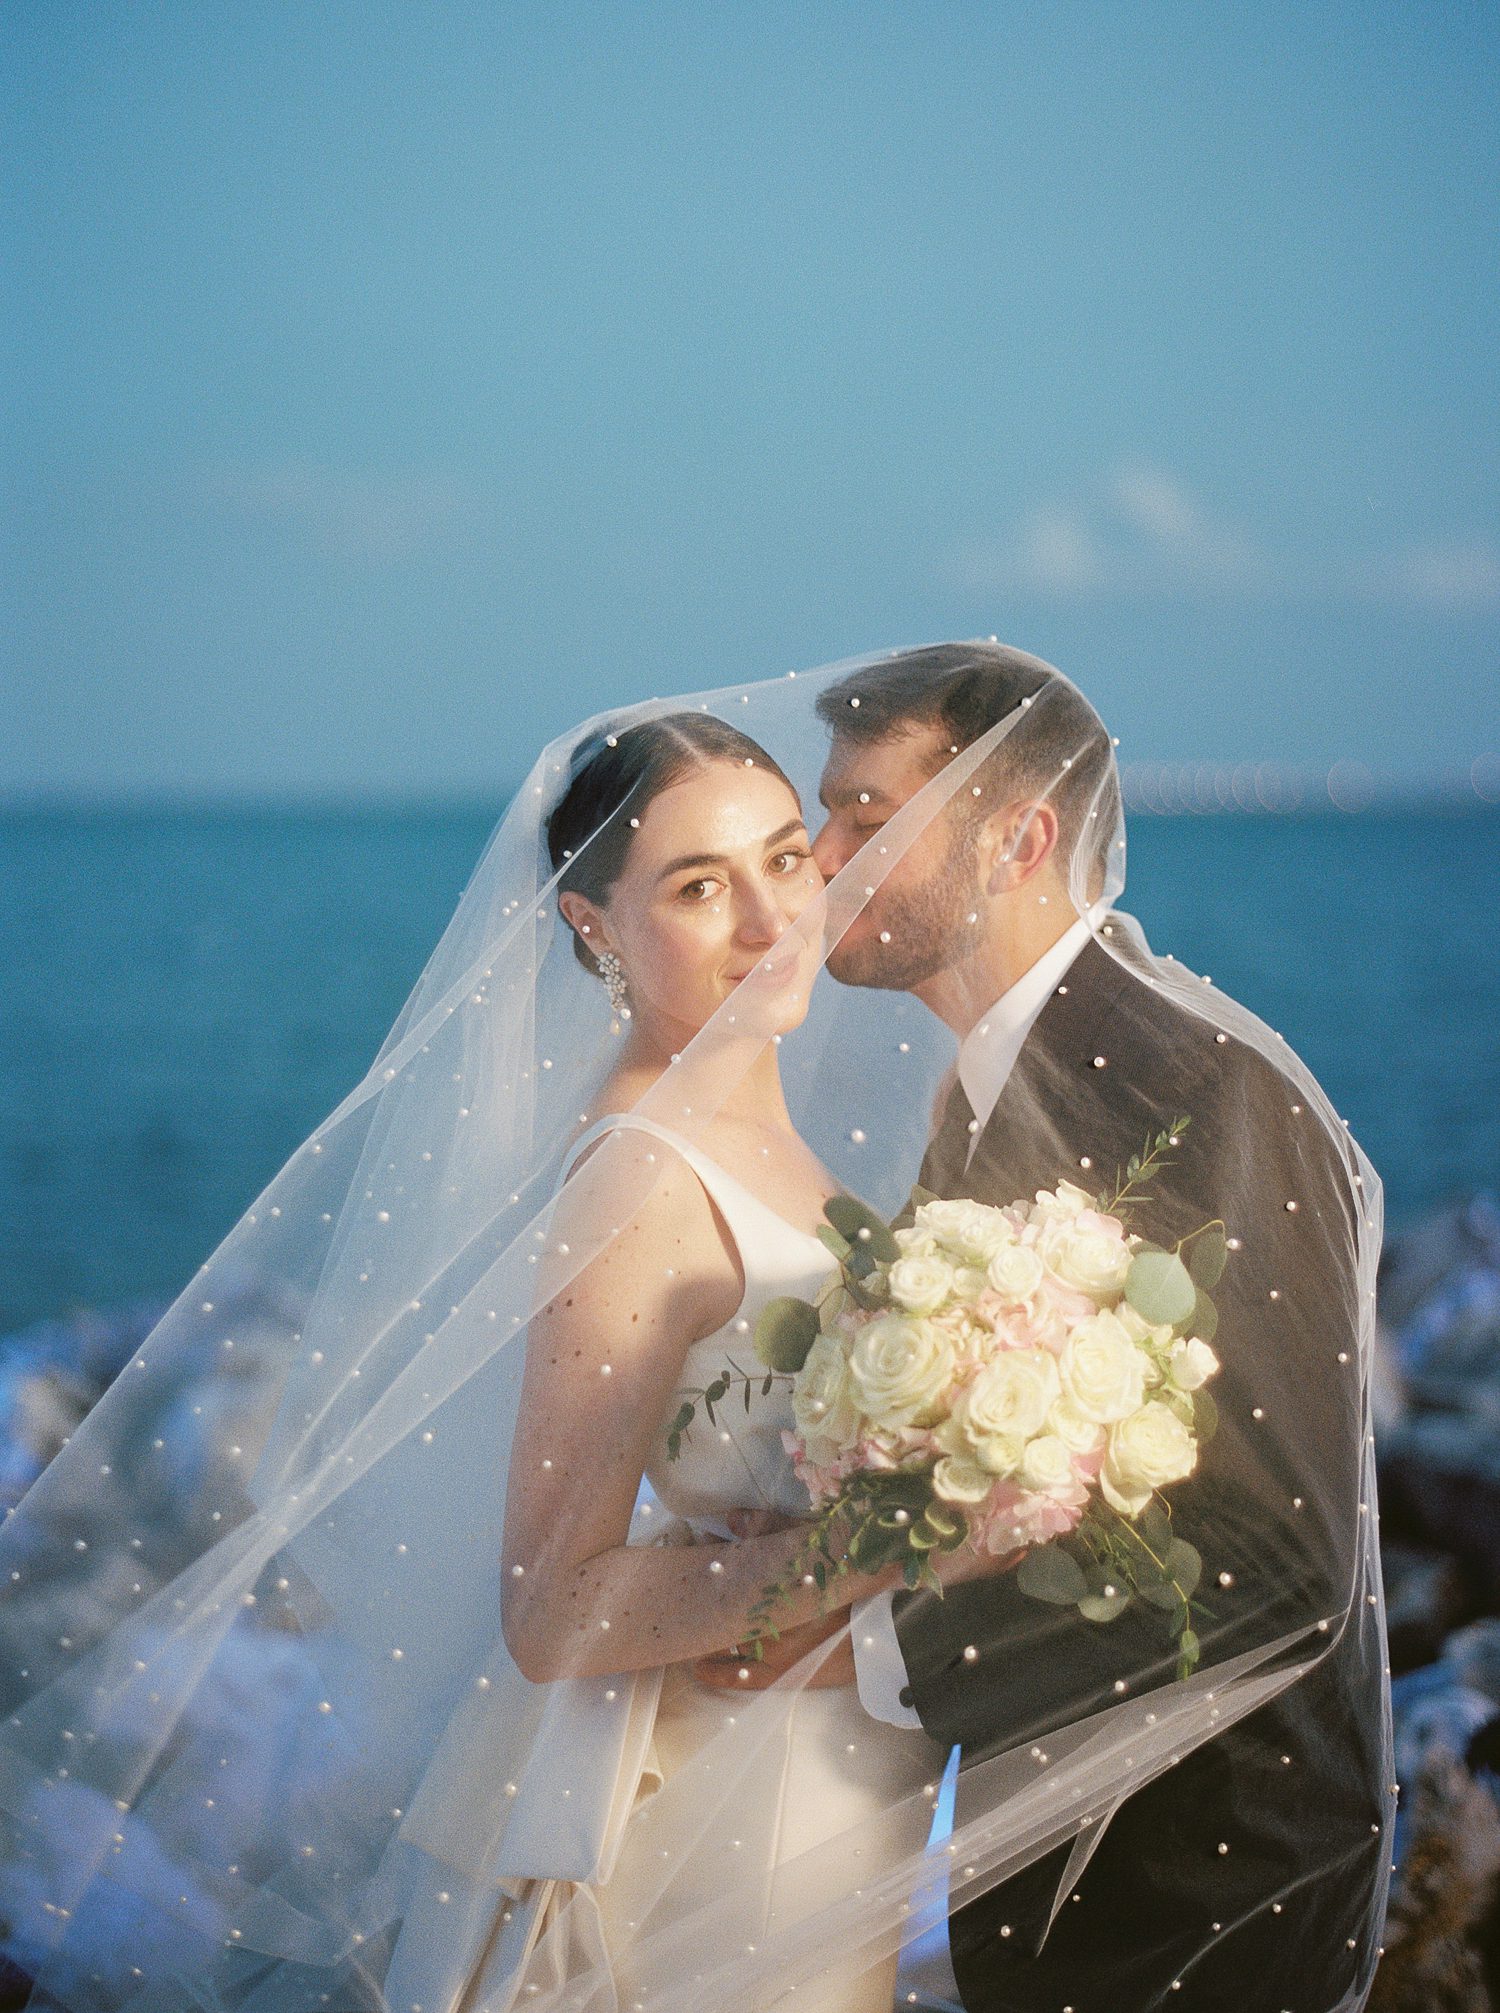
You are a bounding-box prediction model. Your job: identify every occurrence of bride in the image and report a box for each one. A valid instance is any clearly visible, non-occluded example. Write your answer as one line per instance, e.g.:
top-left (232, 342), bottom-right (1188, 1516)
top-left (0, 644), bottom-right (1387, 2013)
top-left (455, 710), bottom-right (976, 2013)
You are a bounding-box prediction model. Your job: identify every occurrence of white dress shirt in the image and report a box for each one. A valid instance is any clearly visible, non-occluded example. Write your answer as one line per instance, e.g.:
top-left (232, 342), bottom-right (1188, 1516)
top-left (851, 909), bottom-right (1103, 1730)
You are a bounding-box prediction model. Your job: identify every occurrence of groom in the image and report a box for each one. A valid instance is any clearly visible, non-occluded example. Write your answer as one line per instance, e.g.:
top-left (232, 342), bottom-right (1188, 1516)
top-left (698, 644), bottom-right (1390, 2012)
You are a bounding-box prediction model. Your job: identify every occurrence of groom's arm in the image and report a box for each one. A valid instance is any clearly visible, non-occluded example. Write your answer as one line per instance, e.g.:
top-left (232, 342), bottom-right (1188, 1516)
top-left (893, 1049), bottom-right (1364, 1766)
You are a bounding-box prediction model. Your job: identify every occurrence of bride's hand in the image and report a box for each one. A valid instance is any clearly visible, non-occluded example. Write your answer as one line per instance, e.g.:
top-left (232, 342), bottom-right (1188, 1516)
top-left (723, 1506), bottom-right (800, 1540)
top-left (930, 1534), bottom-right (1026, 1588)
top-left (692, 1507), bottom-right (855, 1689)
top-left (692, 1606), bottom-right (855, 1690)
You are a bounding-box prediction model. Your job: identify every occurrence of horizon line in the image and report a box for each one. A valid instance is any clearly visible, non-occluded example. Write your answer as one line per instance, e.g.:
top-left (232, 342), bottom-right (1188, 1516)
top-left (3, 763), bottom-right (1498, 819)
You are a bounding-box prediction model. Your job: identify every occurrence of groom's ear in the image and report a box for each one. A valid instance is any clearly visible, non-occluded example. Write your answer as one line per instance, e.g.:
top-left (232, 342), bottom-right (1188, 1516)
top-left (980, 798), bottom-right (1059, 894)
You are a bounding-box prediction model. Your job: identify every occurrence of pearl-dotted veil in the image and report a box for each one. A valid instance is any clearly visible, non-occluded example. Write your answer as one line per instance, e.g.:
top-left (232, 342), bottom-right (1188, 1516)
top-left (0, 643), bottom-right (1392, 2012)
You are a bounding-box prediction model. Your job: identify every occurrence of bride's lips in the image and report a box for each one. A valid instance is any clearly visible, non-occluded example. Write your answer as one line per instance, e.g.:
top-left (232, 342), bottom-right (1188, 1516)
top-left (727, 946), bottom-right (804, 984)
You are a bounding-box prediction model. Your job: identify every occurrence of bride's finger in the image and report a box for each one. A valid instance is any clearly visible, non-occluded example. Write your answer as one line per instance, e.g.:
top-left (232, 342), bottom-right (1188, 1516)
top-left (725, 1506), bottom-right (799, 1538)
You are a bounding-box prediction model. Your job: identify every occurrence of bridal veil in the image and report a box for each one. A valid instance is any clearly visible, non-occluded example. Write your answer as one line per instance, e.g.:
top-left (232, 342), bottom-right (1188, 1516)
top-left (0, 643), bottom-right (1393, 2011)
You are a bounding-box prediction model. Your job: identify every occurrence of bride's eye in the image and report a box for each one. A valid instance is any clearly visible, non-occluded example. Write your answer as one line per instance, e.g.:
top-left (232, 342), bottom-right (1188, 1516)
top-left (678, 877), bottom-right (719, 902)
top-left (769, 847), bottom-right (812, 874)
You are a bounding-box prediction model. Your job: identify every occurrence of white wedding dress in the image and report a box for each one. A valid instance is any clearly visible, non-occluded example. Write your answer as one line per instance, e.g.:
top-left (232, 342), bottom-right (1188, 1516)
top-left (452, 1112), bottom-right (942, 2013)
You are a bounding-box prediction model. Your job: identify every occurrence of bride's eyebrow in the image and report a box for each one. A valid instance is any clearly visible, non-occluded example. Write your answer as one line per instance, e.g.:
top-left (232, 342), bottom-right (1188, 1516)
top-left (654, 817), bottom-right (807, 882)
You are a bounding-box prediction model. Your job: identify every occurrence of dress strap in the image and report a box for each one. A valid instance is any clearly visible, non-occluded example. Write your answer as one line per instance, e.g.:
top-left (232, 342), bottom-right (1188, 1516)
top-left (559, 1111), bottom-right (786, 1266)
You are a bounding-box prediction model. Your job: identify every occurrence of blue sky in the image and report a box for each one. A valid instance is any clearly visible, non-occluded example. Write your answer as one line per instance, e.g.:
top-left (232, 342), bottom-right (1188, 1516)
top-left (7, 1), bottom-right (1498, 796)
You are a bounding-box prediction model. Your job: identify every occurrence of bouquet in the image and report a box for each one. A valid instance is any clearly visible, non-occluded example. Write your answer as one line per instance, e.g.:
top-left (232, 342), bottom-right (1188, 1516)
top-left (737, 1119), bottom-right (1225, 1677)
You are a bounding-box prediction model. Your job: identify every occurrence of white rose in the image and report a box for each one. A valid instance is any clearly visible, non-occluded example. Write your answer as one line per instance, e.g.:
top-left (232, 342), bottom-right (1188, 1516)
top-left (932, 1454), bottom-right (995, 1505)
top-left (1037, 1217), bottom-right (1133, 1303)
top-left (1167, 1337), bottom-right (1221, 1391)
top-left (848, 1312), bottom-right (955, 1427)
top-left (1100, 1402), bottom-right (1198, 1517)
top-left (935, 1412), bottom-right (1022, 1477)
top-left (1058, 1310), bottom-right (1148, 1425)
top-left (886, 1253), bottom-right (958, 1315)
top-left (914, 1197), bottom-right (1013, 1265)
top-left (986, 1242), bottom-right (1045, 1299)
top-left (1027, 1179), bottom-right (1096, 1224)
top-left (1018, 1433), bottom-right (1078, 1497)
top-left (957, 1349), bottom-right (1061, 1448)
top-left (792, 1334), bottom-right (862, 1454)
top-left (893, 1225), bottom-right (941, 1257)
top-left (1117, 1302), bottom-right (1176, 1348)
top-left (1047, 1397), bottom-right (1107, 1459)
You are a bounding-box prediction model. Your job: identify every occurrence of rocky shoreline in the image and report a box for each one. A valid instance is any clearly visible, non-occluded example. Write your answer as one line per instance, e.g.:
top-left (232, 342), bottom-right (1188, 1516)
top-left (1, 1195), bottom-right (1498, 2008)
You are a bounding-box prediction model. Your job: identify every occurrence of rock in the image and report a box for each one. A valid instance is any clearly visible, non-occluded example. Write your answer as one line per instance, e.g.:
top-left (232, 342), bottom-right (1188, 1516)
top-left (1371, 1741), bottom-right (1500, 2013)
top-left (1381, 1541), bottom-right (1475, 1677)
top-left (1379, 1192), bottom-right (1500, 1340)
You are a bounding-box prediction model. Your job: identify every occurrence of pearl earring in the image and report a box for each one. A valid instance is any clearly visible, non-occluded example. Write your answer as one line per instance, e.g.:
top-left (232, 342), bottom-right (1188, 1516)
top-left (595, 949), bottom-right (631, 1018)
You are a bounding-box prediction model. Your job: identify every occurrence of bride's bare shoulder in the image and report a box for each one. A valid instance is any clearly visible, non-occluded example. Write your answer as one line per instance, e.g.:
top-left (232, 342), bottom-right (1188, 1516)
top-left (550, 1108), bottom-right (739, 1321)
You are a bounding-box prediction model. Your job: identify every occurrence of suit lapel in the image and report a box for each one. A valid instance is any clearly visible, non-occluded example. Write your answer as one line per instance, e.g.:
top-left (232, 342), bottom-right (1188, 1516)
top-left (920, 935), bottom-right (1139, 1203)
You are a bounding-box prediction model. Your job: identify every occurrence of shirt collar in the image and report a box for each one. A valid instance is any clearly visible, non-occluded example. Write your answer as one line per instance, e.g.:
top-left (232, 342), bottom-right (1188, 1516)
top-left (956, 904), bottom-right (1107, 1138)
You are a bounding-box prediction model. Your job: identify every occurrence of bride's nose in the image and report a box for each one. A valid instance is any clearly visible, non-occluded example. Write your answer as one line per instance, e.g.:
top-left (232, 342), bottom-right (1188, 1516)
top-left (734, 880), bottom-right (786, 947)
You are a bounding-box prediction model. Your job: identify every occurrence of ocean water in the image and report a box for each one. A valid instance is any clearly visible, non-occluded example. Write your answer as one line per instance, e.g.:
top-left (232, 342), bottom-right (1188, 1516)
top-left (2, 800), bottom-right (1497, 1335)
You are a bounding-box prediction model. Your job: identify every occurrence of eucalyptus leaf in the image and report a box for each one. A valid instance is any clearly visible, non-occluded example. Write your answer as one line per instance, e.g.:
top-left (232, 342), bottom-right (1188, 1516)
top-left (1125, 1250), bottom-right (1197, 1328)
top-left (753, 1296), bottom-right (819, 1374)
top-left (1142, 1581), bottom-right (1182, 1611)
top-left (1190, 1288), bottom-right (1219, 1344)
top-left (824, 1195), bottom-right (900, 1263)
top-left (1194, 1387), bottom-right (1219, 1444)
top-left (1188, 1225), bottom-right (1228, 1289)
top-left (1135, 1498), bottom-right (1172, 1554)
top-left (1016, 1544), bottom-right (1089, 1606)
top-left (1078, 1592), bottom-right (1131, 1623)
top-left (816, 1223), bottom-right (852, 1264)
top-left (1164, 1539), bottom-right (1203, 1597)
top-left (818, 1285), bottom-right (850, 1333)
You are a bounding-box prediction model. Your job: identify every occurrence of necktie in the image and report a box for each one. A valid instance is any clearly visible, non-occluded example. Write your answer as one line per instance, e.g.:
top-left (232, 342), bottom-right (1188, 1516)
top-left (919, 1072), bottom-right (978, 1195)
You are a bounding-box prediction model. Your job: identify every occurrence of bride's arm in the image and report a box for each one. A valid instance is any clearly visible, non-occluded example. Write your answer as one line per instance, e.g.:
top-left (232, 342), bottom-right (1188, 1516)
top-left (500, 1130), bottom-right (905, 1684)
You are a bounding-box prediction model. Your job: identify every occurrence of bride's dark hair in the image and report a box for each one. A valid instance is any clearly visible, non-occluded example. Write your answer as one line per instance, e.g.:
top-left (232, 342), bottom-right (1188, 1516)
top-left (546, 711), bottom-right (797, 967)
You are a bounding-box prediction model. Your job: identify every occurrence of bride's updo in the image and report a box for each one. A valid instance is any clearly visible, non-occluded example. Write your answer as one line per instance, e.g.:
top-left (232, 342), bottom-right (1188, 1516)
top-left (546, 711), bottom-right (796, 967)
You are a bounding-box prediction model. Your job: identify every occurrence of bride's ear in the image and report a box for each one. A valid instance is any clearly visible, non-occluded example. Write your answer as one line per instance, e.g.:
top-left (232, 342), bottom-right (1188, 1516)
top-left (980, 798), bottom-right (1059, 895)
top-left (559, 889), bottom-right (614, 959)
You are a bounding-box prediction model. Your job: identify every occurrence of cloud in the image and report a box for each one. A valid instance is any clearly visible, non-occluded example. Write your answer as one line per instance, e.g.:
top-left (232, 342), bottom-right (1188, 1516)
top-left (944, 463), bottom-right (1267, 598)
top-left (195, 462), bottom-right (479, 562)
top-left (1374, 539), bottom-right (1500, 612)
top-left (941, 463), bottom-right (1499, 612)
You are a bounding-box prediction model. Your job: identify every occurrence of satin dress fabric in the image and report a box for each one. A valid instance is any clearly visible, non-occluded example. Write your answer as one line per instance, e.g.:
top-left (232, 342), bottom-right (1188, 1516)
top-left (451, 1113), bottom-right (942, 2013)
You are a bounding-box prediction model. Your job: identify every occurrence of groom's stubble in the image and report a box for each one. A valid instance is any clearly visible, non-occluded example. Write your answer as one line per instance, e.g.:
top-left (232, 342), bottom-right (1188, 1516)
top-left (821, 792), bottom-right (983, 992)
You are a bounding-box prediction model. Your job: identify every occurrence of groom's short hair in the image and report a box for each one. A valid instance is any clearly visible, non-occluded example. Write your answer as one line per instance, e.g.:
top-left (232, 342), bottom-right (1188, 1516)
top-left (814, 642), bottom-right (1119, 899)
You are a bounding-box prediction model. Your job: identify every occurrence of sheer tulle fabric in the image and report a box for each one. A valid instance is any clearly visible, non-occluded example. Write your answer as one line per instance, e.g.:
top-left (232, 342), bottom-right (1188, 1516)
top-left (0, 645), bottom-right (1393, 2012)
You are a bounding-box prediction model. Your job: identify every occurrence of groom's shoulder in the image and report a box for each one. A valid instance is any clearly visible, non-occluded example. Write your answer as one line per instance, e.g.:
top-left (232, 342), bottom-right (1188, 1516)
top-left (1068, 935), bottom-right (1302, 1122)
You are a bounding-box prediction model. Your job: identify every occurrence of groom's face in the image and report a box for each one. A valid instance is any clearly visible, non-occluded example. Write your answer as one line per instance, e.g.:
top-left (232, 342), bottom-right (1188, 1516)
top-left (812, 725), bottom-right (981, 990)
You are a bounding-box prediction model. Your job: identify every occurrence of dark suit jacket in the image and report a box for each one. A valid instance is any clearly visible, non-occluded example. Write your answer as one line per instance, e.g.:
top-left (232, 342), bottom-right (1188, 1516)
top-left (892, 933), bottom-right (1390, 2013)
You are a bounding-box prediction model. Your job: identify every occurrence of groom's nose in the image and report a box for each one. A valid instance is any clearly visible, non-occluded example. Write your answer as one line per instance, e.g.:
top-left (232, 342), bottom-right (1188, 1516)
top-left (810, 818), bottom-right (850, 880)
